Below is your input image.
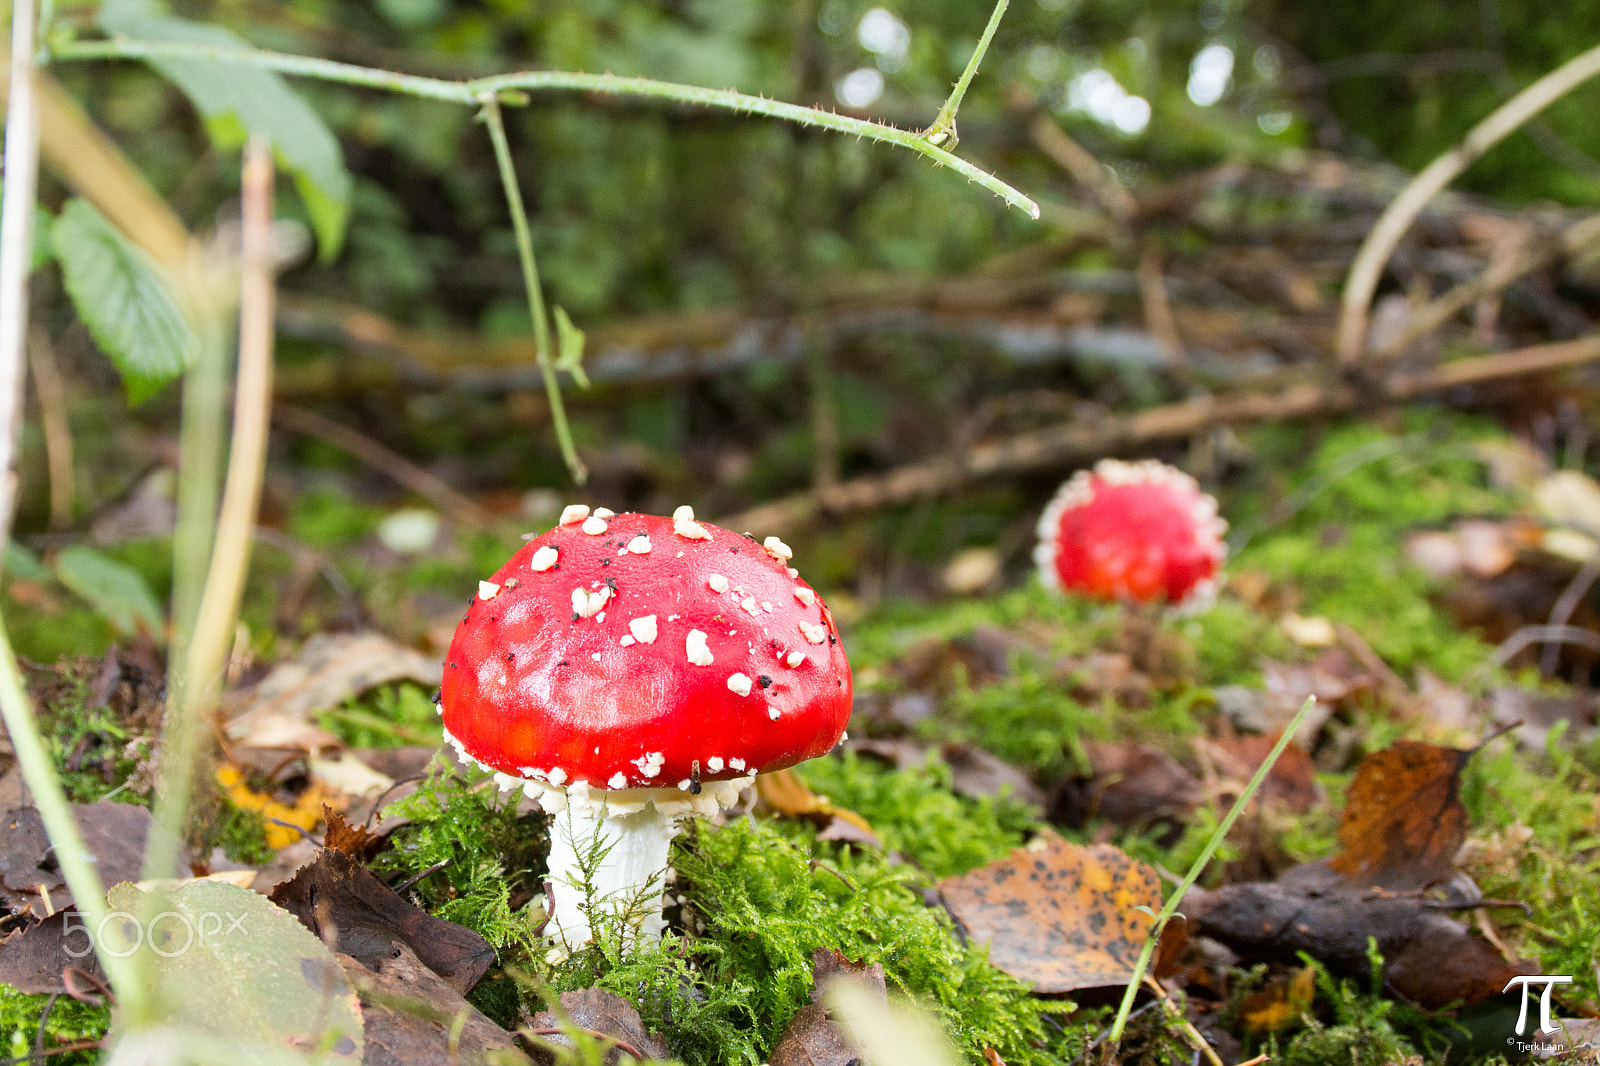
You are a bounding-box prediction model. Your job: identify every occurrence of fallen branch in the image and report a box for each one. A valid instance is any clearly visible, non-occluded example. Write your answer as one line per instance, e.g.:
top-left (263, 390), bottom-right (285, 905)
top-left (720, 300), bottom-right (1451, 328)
top-left (726, 335), bottom-right (1600, 534)
top-left (271, 401), bottom-right (497, 529)
top-left (1337, 42), bottom-right (1600, 365)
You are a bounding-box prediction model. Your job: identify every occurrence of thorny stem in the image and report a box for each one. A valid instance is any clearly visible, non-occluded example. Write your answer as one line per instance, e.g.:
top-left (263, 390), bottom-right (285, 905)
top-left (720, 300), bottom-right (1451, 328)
top-left (479, 94), bottom-right (588, 485)
top-left (1107, 696), bottom-right (1318, 1046)
top-left (924, 0), bottom-right (1009, 147)
top-left (50, 37), bottom-right (1039, 220)
top-left (0, 0), bottom-right (145, 1011)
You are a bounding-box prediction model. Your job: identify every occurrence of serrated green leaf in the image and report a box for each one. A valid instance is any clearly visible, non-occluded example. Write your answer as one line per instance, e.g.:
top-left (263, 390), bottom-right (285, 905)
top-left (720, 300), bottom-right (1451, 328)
top-left (553, 305), bottom-right (590, 389)
top-left (99, 0), bottom-right (352, 257)
top-left (52, 545), bottom-right (165, 640)
top-left (107, 880), bottom-right (363, 1060)
top-left (51, 198), bottom-right (193, 404)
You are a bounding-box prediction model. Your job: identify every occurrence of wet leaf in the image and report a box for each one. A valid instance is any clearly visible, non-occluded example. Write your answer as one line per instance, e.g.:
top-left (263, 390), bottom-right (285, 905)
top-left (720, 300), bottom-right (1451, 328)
top-left (340, 944), bottom-right (530, 1066)
top-left (938, 833), bottom-right (1164, 993)
top-left (527, 987), bottom-right (671, 1064)
top-left (270, 846), bottom-right (494, 994)
top-left (1329, 739), bottom-right (1471, 890)
top-left (757, 768), bottom-right (880, 848)
top-left (107, 879), bottom-right (363, 1058)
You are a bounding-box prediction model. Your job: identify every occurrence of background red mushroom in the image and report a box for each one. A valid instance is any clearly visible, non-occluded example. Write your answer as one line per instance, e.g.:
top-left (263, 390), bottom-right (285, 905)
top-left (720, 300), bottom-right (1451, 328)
top-left (1034, 459), bottom-right (1226, 610)
top-left (440, 505), bottom-right (851, 949)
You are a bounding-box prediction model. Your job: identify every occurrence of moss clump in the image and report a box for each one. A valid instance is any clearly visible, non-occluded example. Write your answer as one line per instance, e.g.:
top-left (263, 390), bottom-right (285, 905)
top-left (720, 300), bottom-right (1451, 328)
top-left (317, 682), bottom-right (442, 749)
top-left (0, 984), bottom-right (110, 1065)
top-left (370, 768), bottom-right (549, 953)
top-left (796, 750), bottom-right (1035, 878)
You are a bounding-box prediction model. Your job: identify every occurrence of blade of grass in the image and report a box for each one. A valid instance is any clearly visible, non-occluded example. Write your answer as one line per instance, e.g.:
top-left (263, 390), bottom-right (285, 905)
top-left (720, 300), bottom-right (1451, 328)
top-left (1107, 696), bottom-right (1318, 1046)
top-left (923, 0), bottom-right (1008, 147)
top-left (478, 93), bottom-right (587, 485)
top-left (143, 137), bottom-right (278, 884)
top-left (0, 0), bottom-right (145, 1011)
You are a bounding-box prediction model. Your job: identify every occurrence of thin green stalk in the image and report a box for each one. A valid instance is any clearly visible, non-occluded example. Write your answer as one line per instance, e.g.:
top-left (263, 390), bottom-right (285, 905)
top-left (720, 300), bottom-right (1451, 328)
top-left (1107, 696), bottom-right (1318, 1046)
top-left (52, 37), bottom-right (1038, 219)
top-left (479, 94), bottom-right (587, 484)
top-left (924, 0), bottom-right (1008, 146)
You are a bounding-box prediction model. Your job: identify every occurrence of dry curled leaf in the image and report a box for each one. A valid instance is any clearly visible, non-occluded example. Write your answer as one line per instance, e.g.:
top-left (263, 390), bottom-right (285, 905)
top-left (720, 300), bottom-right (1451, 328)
top-left (756, 768), bottom-right (880, 847)
top-left (1330, 740), bottom-right (1471, 890)
top-left (321, 805), bottom-right (379, 858)
top-left (938, 833), bottom-right (1164, 993)
top-left (270, 847), bottom-right (494, 994)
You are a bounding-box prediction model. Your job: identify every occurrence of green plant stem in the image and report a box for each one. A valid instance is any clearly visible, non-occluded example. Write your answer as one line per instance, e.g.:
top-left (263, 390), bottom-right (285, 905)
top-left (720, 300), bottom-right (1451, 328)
top-left (925, 0), bottom-right (1008, 146)
top-left (52, 37), bottom-right (1038, 219)
top-left (1107, 696), bottom-right (1318, 1046)
top-left (478, 94), bottom-right (587, 485)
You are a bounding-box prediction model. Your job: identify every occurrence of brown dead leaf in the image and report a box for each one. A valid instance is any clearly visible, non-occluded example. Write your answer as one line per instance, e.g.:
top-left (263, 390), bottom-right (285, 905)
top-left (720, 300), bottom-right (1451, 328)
top-left (938, 833), bottom-right (1164, 993)
top-left (1240, 964), bottom-right (1316, 1032)
top-left (1052, 740), bottom-right (1201, 832)
top-left (1, 801), bottom-right (184, 916)
top-left (0, 910), bottom-right (104, 993)
top-left (1195, 733), bottom-right (1321, 815)
top-left (225, 632), bottom-right (440, 750)
top-left (769, 948), bottom-right (887, 1066)
top-left (270, 847), bottom-right (494, 994)
top-left (339, 945), bottom-right (529, 1066)
top-left (941, 743), bottom-right (1048, 811)
top-left (321, 805), bottom-right (379, 859)
top-left (756, 769), bottom-right (880, 848)
top-left (1329, 740), bottom-right (1471, 890)
top-left (527, 988), bottom-right (671, 1065)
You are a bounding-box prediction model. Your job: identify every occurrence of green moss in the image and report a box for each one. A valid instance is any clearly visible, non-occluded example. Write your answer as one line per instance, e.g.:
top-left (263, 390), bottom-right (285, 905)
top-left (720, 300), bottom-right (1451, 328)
top-left (28, 665), bottom-right (145, 804)
top-left (318, 682), bottom-right (442, 748)
top-left (796, 752), bottom-right (1035, 879)
top-left (371, 768), bottom-right (549, 953)
top-left (211, 802), bottom-right (276, 866)
top-left (0, 984), bottom-right (110, 1065)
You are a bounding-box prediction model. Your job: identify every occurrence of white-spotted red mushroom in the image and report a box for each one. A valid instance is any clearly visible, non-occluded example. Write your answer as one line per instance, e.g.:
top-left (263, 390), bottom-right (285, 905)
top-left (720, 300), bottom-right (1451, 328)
top-left (1034, 459), bottom-right (1226, 609)
top-left (439, 506), bottom-right (851, 949)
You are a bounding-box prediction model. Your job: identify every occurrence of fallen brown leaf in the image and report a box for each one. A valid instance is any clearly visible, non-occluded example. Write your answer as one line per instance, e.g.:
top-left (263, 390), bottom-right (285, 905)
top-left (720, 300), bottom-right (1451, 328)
top-left (0, 801), bottom-right (184, 916)
top-left (321, 805), bottom-right (379, 859)
top-left (1330, 740), bottom-right (1471, 890)
top-left (225, 632), bottom-right (440, 750)
top-left (270, 847), bottom-right (494, 994)
top-left (938, 833), bottom-right (1165, 993)
top-left (527, 988), bottom-right (671, 1065)
top-left (770, 948), bottom-right (887, 1066)
top-left (1052, 740), bottom-right (1201, 832)
top-left (339, 945), bottom-right (529, 1066)
top-left (0, 910), bottom-right (103, 993)
top-left (756, 769), bottom-right (880, 848)
top-left (1195, 732), bottom-right (1321, 814)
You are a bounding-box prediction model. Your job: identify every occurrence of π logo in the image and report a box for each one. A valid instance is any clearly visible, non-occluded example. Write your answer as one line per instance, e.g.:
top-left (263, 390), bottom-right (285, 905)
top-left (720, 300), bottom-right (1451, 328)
top-left (1503, 975), bottom-right (1573, 1035)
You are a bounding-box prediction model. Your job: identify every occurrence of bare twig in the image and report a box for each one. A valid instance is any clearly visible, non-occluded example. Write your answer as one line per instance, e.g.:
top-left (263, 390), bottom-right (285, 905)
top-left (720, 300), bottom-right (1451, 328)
top-left (1373, 212), bottom-right (1600, 361)
top-left (1542, 548), bottom-right (1600, 676)
top-left (1492, 623), bottom-right (1600, 668)
top-left (1337, 42), bottom-right (1600, 365)
top-left (1136, 238), bottom-right (1185, 370)
top-left (25, 325), bottom-right (74, 529)
top-left (1141, 975), bottom-right (1223, 1066)
top-left (271, 402), bottom-right (496, 529)
top-left (729, 335), bottom-right (1600, 534)
top-left (1028, 114), bottom-right (1136, 221)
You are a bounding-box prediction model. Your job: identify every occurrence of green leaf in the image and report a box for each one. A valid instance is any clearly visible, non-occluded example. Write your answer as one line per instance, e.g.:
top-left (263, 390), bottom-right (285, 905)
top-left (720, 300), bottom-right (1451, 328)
top-left (106, 880), bottom-right (363, 1060)
top-left (99, 0), bottom-right (352, 257)
top-left (4, 542), bottom-right (50, 582)
top-left (51, 199), bottom-right (193, 404)
top-left (553, 305), bottom-right (590, 389)
top-left (52, 545), bottom-right (165, 639)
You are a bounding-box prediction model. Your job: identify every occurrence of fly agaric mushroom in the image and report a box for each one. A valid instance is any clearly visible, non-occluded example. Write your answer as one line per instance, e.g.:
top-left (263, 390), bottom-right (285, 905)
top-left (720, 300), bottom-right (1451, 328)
top-left (439, 505), bottom-right (850, 950)
top-left (1034, 459), bottom-right (1226, 609)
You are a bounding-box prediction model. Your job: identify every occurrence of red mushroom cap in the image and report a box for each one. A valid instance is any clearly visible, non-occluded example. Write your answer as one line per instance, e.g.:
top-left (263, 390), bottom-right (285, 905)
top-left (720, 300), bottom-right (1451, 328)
top-left (1034, 459), bottom-right (1226, 607)
top-left (440, 507), bottom-right (851, 792)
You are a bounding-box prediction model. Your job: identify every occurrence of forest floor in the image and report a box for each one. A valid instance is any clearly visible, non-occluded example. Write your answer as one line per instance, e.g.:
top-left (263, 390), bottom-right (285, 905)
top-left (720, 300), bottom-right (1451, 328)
top-left (3, 408), bottom-right (1600, 1065)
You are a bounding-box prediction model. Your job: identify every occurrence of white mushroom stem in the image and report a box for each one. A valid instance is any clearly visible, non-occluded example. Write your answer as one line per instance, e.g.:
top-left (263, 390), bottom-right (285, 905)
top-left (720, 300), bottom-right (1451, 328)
top-left (520, 775), bottom-right (753, 952)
